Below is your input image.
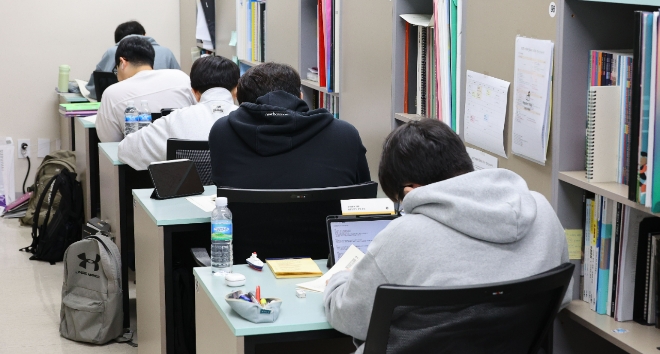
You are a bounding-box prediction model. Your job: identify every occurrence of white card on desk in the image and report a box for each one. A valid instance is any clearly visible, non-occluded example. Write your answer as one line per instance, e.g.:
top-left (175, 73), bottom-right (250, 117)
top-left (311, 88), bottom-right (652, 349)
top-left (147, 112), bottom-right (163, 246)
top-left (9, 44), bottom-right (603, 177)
top-left (296, 245), bottom-right (365, 293)
top-left (341, 198), bottom-right (395, 216)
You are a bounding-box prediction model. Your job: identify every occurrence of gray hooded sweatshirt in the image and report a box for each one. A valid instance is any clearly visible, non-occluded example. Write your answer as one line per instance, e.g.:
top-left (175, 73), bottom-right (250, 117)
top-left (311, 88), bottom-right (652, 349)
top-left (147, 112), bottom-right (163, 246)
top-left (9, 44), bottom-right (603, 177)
top-left (324, 168), bottom-right (572, 354)
top-left (85, 35), bottom-right (181, 100)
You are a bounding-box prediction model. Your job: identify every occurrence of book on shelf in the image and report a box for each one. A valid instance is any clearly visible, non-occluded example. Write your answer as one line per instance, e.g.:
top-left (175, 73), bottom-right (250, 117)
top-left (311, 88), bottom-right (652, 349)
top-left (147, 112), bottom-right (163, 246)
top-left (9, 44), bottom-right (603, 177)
top-left (315, 0), bottom-right (340, 93)
top-left (586, 86), bottom-right (622, 183)
top-left (236, 0), bottom-right (266, 63)
top-left (580, 192), bottom-right (660, 324)
top-left (310, 91), bottom-right (339, 119)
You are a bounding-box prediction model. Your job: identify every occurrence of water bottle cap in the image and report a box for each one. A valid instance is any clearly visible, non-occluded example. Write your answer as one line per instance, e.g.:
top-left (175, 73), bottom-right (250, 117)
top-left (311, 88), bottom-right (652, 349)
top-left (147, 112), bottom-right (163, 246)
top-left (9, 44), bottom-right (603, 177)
top-left (141, 99), bottom-right (148, 104)
top-left (216, 197), bottom-right (228, 206)
top-left (127, 100), bottom-right (134, 106)
top-left (59, 65), bottom-right (70, 71)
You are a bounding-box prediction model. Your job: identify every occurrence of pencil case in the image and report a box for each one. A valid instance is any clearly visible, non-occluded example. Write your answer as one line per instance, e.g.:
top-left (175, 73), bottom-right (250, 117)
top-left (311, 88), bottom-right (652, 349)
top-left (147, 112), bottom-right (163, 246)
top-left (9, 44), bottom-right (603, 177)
top-left (225, 295), bottom-right (282, 323)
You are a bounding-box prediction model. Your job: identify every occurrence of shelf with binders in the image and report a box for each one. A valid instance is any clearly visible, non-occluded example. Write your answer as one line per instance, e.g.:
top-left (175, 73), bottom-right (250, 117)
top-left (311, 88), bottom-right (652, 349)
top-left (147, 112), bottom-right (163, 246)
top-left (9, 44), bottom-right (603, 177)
top-left (391, 0), bottom-right (460, 132)
top-left (236, 0), bottom-right (267, 65)
top-left (299, 0), bottom-right (341, 96)
top-left (552, 2), bottom-right (660, 351)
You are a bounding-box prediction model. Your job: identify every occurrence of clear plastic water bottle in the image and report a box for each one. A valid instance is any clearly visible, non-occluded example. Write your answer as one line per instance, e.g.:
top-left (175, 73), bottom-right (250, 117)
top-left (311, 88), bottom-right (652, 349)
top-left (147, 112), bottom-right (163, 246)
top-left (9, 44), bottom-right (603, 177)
top-left (138, 100), bottom-right (152, 130)
top-left (211, 197), bottom-right (233, 275)
top-left (123, 100), bottom-right (138, 136)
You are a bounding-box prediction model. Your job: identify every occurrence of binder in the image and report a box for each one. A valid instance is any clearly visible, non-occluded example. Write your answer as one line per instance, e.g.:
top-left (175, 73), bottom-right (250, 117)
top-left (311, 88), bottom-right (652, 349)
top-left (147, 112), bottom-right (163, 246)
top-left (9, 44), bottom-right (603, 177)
top-left (586, 86), bottom-right (622, 183)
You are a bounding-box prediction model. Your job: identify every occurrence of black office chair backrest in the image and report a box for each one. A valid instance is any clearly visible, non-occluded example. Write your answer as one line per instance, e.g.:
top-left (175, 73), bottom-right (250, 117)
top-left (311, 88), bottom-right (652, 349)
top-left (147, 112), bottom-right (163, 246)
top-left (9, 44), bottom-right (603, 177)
top-left (217, 182), bottom-right (378, 262)
top-left (92, 71), bottom-right (119, 101)
top-left (166, 139), bottom-right (212, 185)
top-left (363, 263), bottom-right (575, 354)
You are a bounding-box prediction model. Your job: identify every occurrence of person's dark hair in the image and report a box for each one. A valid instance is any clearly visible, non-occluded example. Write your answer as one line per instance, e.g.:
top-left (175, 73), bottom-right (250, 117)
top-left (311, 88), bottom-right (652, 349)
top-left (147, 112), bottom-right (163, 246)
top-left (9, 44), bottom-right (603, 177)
top-left (115, 36), bottom-right (155, 69)
top-left (114, 21), bottom-right (146, 43)
top-left (379, 118), bottom-right (474, 202)
top-left (236, 62), bottom-right (301, 103)
top-left (190, 56), bottom-right (240, 93)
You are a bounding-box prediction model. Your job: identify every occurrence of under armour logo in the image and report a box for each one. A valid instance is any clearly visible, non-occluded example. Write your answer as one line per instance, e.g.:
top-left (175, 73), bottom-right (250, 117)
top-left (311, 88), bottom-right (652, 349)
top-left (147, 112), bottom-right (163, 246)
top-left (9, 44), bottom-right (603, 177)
top-left (78, 253), bottom-right (101, 272)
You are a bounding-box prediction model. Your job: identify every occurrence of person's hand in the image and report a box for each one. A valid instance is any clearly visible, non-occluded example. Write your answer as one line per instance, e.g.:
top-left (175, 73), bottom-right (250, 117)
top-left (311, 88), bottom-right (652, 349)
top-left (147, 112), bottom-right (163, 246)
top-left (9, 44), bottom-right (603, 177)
top-left (326, 269), bottom-right (351, 285)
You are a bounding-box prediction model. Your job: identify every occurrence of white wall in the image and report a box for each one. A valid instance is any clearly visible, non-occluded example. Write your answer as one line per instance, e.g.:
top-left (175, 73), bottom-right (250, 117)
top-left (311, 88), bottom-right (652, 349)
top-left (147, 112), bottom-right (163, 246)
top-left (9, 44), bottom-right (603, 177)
top-left (0, 0), bottom-right (181, 194)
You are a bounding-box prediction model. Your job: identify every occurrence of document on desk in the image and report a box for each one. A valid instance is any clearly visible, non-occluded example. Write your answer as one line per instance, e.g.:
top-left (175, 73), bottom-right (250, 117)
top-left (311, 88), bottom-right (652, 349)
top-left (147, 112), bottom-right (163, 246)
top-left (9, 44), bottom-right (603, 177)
top-left (296, 245), bottom-right (365, 293)
top-left (186, 195), bottom-right (216, 212)
top-left (266, 258), bottom-right (323, 279)
top-left (463, 70), bottom-right (509, 158)
top-left (81, 115), bottom-right (97, 124)
top-left (511, 36), bottom-right (554, 165)
top-left (75, 79), bottom-right (97, 102)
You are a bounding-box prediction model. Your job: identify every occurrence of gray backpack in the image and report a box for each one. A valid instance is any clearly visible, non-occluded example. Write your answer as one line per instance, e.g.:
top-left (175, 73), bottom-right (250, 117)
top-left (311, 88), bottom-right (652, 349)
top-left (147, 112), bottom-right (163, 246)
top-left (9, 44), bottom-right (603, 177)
top-left (60, 235), bottom-right (123, 344)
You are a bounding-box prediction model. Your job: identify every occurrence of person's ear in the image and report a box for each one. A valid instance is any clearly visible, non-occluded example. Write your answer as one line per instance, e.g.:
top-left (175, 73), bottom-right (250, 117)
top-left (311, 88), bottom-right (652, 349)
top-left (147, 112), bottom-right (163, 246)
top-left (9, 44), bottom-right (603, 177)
top-left (119, 57), bottom-right (127, 69)
top-left (231, 87), bottom-right (238, 101)
top-left (402, 183), bottom-right (423, 197)
top-left (192, 89), bottom-right (202, 102)
top-left (300, 92), bottom-right (304, 100)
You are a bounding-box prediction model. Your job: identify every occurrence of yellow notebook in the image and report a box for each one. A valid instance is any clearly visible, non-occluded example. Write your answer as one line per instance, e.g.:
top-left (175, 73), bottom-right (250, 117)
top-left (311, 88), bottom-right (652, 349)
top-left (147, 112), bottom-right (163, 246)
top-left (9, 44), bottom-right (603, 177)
top-left (266, 258), bottom-right (323, 279)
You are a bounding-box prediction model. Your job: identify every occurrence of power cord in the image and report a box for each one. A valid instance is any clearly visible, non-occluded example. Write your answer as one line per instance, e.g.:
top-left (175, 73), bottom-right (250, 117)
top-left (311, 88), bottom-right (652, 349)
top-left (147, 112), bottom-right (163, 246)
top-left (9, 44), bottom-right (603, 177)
top-left (21, 143), bottom-right (30, 194)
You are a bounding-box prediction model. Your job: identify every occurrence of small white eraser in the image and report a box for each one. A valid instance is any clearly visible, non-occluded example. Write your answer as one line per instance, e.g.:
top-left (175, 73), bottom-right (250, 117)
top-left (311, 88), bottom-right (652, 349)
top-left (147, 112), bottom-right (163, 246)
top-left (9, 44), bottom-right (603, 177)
top-left (225, 273), bottom-right (246, 287)
top-left (296, 289), bottom-right (306, 298)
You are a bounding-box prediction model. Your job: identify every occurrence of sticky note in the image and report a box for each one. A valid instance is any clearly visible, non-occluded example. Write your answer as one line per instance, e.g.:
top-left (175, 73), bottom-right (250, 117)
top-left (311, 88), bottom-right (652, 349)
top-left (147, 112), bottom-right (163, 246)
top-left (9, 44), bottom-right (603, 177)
top-left (229, 31), bottom-right (238, 46)
top-left (565, 229), bottom-right (583, 260)
top-left (232, 56), bottom-right (239, 65)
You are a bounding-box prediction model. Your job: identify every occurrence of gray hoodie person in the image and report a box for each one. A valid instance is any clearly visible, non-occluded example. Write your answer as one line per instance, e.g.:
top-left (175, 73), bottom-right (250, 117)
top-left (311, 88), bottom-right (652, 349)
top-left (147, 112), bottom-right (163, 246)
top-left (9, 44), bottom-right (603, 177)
top-left (85, 35), bottom-right (181, 100)
top-left (324, 168), bottom-right (572, 354)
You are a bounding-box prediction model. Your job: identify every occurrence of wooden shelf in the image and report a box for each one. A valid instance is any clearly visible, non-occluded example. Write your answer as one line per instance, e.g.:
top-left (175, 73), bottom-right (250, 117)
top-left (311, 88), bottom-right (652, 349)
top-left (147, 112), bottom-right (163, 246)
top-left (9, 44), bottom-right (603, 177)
top-left (558, 171), bottom-right (660, 217)
top-left (301, 79), bottom-right (339, 95)
top-left (565, 300), bottom-right (660, 354)
top-left (580, 0), bottom-right (660, 6)
top-left (394, 113), bottom-right (424, 123)
top-left (239, 59), bottom-right (262, 67)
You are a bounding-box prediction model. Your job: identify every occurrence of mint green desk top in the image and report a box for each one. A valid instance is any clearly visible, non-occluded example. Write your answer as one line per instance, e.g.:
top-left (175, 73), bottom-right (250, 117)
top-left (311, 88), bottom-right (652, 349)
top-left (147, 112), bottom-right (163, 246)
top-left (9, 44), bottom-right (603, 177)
top-left (193, 260), bottom-right (332, 336)
top-left (77, 117), bottom-right (96, 129)
top-left (132, 186), bottom-right (216, 226)
top-left (99, 142), bottom-right (123, 166)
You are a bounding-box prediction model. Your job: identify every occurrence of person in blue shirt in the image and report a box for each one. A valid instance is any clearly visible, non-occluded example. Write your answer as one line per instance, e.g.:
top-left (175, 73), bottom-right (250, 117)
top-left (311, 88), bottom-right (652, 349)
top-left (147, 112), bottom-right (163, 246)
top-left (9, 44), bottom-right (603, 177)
top-left (85, 21), bottom-right (180, 100)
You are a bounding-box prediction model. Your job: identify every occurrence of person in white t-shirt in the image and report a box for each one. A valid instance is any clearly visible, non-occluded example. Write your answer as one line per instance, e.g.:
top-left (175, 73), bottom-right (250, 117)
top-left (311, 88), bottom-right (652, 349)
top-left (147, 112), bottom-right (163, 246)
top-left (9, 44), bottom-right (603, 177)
top-left (118, 56), bottom-right (239, 170)
top-left (96, 36), bottom-right (196, 142)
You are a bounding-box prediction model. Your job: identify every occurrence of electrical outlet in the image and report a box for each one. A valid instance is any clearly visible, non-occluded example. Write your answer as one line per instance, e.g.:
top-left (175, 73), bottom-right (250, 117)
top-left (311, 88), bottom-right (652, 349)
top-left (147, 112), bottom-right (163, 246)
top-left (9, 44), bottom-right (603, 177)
top-left (18, 139), bottom-right (30, 158)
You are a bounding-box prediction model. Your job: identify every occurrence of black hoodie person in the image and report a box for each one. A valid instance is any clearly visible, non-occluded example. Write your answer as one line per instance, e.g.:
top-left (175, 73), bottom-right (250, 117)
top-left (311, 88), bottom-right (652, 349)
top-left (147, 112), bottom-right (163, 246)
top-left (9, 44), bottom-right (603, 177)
top-left (208, 63), bottom-right (371, 189)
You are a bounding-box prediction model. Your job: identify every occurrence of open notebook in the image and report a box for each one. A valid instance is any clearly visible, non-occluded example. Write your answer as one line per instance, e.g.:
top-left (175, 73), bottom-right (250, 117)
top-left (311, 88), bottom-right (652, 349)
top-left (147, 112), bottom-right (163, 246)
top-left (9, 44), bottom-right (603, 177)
top-left (586, 86), bottom-right (622, 183)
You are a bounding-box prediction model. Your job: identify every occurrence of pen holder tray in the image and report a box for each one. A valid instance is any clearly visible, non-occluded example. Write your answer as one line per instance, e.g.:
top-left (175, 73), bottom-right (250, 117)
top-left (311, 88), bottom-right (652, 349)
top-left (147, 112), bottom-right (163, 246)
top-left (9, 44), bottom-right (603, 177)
top-left (225, 295), bottom-right (282, 323)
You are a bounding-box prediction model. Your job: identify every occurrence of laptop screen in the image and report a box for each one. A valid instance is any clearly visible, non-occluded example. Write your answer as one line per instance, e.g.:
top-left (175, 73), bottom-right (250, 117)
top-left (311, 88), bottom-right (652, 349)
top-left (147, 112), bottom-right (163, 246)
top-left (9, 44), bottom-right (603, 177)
top-left (329, 218), bottom-right (395, 262)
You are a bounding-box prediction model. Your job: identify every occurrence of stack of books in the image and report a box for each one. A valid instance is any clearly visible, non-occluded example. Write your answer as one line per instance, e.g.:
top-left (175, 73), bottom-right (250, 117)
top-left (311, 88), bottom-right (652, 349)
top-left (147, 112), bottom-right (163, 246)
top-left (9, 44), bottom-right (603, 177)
top-left (236, 0), bottom-right (266, 63)
top-left (1, 192), bottom-right (31, 219)
top-left (316, 0), bottom-right (340, 93)
top-left (586, 12), bottom-right (660, 214)
top-left (59, 102), bottom-right (101, 117)
top-left (581, 193), bottom-right (660, 327)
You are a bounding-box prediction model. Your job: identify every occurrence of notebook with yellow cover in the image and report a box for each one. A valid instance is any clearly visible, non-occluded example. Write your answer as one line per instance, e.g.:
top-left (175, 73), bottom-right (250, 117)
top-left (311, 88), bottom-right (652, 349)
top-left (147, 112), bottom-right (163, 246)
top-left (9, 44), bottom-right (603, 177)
top-left (266, 258), bottom-right (323, 279)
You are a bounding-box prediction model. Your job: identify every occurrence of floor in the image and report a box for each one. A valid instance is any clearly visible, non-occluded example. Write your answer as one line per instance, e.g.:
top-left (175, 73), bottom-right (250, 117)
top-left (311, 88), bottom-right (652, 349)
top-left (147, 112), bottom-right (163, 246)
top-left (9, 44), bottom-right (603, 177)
top-left (0, 217), bottom-right (137, 353)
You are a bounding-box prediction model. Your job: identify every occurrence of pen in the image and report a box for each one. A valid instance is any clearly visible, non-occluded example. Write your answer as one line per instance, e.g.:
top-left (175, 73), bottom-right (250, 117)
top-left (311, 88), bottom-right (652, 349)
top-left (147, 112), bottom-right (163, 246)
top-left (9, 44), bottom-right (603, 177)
top-left (238, 295), bottom-right (252, 302)
top-left (256, 286), bottom-right (261, 302)
top-left (247, 292), bottom-right (259, 305)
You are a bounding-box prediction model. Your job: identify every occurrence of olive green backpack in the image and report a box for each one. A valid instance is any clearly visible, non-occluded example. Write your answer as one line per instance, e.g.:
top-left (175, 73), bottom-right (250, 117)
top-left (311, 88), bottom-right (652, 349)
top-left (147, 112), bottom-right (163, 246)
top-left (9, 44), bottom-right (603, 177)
top-left (20, 150), bottom-right (77, 226)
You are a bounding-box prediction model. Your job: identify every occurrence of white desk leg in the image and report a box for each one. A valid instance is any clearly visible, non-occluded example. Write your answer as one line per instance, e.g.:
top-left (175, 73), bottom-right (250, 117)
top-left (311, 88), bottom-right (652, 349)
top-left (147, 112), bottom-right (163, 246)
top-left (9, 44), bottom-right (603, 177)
top-left (60, 115), bottom-right (72, 151)
top-left (99, 153), bottom-right (121, 250)
top-left (134, 202), bottom-right (167, 354)
top-left (195, 281), bottom-right (244, 354)
top-left (74, 118), bottom-right (90, 220)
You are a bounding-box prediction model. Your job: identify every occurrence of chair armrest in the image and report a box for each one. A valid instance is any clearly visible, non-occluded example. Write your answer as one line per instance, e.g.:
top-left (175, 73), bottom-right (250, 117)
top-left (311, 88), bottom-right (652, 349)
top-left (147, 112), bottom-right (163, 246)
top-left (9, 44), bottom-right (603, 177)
top-left (191, 248), bottom-right (211, 267)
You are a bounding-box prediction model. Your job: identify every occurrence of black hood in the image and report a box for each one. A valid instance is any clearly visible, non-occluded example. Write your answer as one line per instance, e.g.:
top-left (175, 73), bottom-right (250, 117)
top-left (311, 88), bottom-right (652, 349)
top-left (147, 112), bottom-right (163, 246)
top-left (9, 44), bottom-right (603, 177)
top-left (227, 90), bottom-right (335, 156)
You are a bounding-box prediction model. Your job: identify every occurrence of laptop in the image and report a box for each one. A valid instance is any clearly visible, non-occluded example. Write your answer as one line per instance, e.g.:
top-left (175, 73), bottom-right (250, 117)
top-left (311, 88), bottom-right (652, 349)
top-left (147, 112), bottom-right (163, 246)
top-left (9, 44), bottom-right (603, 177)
top-left (326, 215), bottom-right (399, 266)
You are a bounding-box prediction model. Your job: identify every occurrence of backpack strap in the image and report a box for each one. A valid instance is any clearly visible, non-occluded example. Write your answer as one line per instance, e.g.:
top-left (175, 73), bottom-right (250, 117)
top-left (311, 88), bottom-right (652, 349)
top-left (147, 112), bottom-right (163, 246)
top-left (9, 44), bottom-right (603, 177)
top-left (85, 235), bottom-right (122, 292)
top-left (19, 173), bottom-right (59, 253)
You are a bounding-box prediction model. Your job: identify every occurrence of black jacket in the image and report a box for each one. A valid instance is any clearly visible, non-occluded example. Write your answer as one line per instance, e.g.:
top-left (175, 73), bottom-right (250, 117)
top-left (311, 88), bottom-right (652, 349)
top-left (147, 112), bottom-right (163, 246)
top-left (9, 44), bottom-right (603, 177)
top-left (208, 91), bottom-right (371, 189)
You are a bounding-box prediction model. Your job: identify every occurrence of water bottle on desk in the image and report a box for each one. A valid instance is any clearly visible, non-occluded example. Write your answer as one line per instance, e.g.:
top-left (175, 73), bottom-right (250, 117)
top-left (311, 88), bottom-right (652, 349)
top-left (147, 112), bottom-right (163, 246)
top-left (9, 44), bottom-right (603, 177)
top-left (138, 100), bottom-right (152, 130)
top-left (123, 101), bottom-right (138, 136)
top-left (211, 197), bottom-right (233, 275)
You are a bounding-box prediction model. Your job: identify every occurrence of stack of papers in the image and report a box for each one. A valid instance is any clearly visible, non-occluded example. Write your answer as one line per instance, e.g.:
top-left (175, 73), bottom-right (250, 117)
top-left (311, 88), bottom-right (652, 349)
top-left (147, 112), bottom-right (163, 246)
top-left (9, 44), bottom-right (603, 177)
top-left (186, 195), bottom-right (216, 212)
top-left (266, 258), bottom-right (323, 279)
top-left (297, 245), bottom-right (365, 293)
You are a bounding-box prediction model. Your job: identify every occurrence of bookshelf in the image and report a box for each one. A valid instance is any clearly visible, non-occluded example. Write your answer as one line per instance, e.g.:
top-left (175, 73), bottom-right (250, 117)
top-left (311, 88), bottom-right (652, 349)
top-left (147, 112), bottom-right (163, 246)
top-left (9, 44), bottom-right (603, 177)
top-left (565, 301), bottom-right (660, 354)
top-left (551, 0), bottom-right (660, 352)
top-left (301, 79), bottom-right (339, 95)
